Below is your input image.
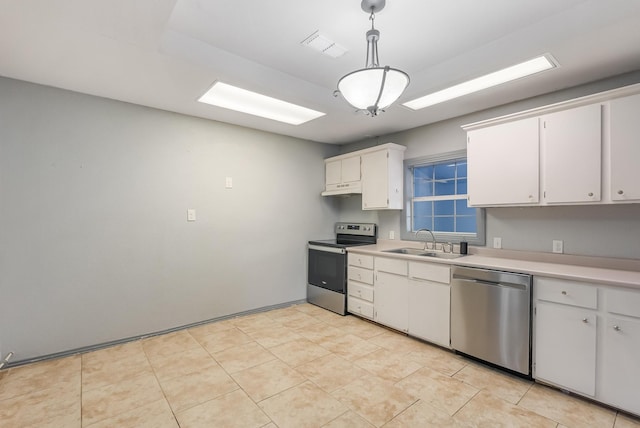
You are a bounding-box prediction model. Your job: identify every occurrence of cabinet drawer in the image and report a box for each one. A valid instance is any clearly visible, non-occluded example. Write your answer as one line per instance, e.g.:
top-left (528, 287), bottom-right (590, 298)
top-left (606, 288), bottom-right (640, 318)
top-left (409, 262), bottom-right (451, 284)
top-left (375, 257), bottom-right (407, 276)
top-left (348, 282), bottom-right (374, 302)
top-left (535, 277), bottom-right (597, 309)
top-left (348, 297), bottom-right (374, 319)
top-left (348, 266), bottom-right (374, 285)
top-left (348, 253), bottom-right (374, 269)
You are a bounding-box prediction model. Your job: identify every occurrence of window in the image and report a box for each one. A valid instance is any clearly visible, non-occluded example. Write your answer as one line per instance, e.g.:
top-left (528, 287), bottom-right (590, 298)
top-left (401, 151), bottom-right (485, 245)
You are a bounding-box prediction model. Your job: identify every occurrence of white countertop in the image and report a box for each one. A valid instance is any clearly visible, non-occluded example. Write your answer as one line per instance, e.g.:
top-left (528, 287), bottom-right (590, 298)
top-left (348, 240), bottom-right (640, 290)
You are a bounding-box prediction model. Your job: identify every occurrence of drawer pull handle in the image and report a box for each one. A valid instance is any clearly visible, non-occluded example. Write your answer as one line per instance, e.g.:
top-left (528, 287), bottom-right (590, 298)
top-left (613, 325), bottom-right (621, 331)
top-left (561, 291), bottom-right (567, 295)
top-left (588, 192), bottom-right (594, 197)
top-left (582, 318), bottom-right (589, 324)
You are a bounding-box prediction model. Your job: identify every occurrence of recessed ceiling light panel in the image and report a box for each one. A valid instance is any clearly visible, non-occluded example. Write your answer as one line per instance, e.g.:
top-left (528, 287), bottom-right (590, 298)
top-left (198, 82), bottom-right (325, 125)
top-left (403, 54), bottom-right (558, 110)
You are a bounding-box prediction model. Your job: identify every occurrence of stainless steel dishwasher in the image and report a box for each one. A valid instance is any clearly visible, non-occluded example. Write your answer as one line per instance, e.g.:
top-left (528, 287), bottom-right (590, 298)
top-left (450, 266), bottom-right (532, 376)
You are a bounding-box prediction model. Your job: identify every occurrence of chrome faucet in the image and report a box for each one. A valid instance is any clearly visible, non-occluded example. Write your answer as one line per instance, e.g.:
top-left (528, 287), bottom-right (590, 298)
top-left (415, 228), bottom-right (436, 250)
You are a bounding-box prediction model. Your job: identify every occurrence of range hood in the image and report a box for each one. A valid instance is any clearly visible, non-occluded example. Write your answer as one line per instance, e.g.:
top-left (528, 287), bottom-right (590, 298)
top-left (321, 185), bottom-right (362, 197)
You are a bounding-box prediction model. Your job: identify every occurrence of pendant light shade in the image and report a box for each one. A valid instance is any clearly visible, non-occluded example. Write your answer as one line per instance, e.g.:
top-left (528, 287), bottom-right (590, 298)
top-left (338, 66), bottom-right (409, 115)
top-left (336, 0), bottom-right (409, 116)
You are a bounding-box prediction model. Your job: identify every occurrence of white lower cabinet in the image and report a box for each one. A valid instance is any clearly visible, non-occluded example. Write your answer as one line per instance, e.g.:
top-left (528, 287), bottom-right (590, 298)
top-left (373, 257), bottom-right (408, 332)
top-left (534, 277), bottom-right (640, 416)
top-left (347, 254), bottom-right (374, 320)
top-left (408, 279), bottom-right (450, 347)
top-left (375, 271), bottom-right (408, 332)
top-left (599, 288), bottom-right (640, 416)
top-left (407, 262), bottom-right (451, 347)
top-left (368, 255), bottom-right (451, 347)
top-left (535, 301), bottom-right (597, 396)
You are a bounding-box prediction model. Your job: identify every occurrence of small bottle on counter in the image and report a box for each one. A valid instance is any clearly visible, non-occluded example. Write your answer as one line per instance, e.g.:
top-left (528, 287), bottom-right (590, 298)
top-left (460, 241), bottom-right (468, 255)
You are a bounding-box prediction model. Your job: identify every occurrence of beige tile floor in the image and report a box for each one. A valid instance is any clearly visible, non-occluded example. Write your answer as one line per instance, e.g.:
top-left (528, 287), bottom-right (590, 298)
top-left (1, 303), bottom-right (639, 428)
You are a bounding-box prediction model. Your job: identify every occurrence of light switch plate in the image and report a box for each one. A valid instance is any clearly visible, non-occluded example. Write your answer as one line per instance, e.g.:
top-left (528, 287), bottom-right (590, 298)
top-left (187, 209), bottom-right (196, 222)
top-left (552, 239), bottom-right (564, 254)
top-left (493, 237), bottom-right (502, 249)
top-left (225, 177), bottom-right (233, 189)
top-left (389, 230), bottom-right (395, 239)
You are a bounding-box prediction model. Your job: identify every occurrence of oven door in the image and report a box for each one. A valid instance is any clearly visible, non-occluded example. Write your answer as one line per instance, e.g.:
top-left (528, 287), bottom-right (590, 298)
top-left (308, 244), bottom-right (347, 294)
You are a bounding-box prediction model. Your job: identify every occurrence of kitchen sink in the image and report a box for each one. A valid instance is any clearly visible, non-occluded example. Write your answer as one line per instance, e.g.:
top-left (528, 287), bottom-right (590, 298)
top-left (383, 247), bottom-right (465, 259)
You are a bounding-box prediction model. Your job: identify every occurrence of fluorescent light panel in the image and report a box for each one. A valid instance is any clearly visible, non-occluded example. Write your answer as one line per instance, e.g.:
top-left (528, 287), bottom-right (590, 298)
top-left (403, 55), bottom-right (558, 110)
top-left (198, 82), bottom-right (325, 125)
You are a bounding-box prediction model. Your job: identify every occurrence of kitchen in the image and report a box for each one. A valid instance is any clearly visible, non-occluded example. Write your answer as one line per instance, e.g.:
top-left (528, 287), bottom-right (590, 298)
top-left (1, 1), bottom-right (640, 426)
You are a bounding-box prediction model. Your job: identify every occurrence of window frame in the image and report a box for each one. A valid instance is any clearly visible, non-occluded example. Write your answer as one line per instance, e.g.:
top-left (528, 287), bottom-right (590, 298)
top-left (400, 150), bottom-right (486, 245)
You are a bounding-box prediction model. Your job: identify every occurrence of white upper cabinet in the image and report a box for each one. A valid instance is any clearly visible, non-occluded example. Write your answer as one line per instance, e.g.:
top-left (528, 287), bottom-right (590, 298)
top-left (361, 145), bottom-right (405, 210)
top-left (322, 143), bottom-right (406, 209)
top-left (541, 104), bottom-right (601, 204)
top-left (463, 83), bottom-right (640, 207)
top-left (609, 93), bottom-right (640, 202)
top-left (467, 117), bottom-right (539, 206)
top-left (323, 156), bottom-right (361, 195)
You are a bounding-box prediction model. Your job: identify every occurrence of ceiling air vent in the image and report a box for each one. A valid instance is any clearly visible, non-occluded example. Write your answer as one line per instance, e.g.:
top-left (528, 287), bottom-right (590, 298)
top-left (301, 31), bottom-right (347, 58)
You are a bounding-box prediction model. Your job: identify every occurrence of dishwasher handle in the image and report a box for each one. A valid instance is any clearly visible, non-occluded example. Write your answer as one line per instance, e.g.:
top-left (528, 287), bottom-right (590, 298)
top-left (452, 275), bottom-right (527, 291)
top-left (451, 266), bottom-right (531, 291)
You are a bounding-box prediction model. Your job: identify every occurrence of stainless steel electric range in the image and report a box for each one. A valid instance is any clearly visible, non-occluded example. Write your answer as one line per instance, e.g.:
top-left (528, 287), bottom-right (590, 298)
top-left (307, 222), bottom-right (377, 315)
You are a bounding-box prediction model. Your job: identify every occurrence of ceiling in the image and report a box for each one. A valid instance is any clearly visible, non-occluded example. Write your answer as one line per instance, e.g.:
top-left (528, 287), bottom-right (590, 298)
top-left (1, 0), bottom-right (640, 144)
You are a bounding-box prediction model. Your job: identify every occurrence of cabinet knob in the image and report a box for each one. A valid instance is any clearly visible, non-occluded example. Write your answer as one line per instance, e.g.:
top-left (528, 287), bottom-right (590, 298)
top-left (582, 318), bottom-right (589, 324)
top-left (613, 325), bottom-right (621, 331)
top-left (618, 190), bottom-right (624, 195)
top-left (588, 192), bottom-right (594, 197)
top-left (561, 291), bottom-right (567, 295)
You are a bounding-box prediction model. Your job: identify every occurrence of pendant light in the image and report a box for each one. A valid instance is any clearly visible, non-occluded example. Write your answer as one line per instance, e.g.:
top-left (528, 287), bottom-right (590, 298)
top-left (336, 0), bottom-right (409, 116)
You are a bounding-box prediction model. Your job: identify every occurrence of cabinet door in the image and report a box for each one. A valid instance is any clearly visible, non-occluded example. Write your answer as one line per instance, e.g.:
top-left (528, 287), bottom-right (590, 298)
top-left (325, 160), bottom-right (342, 186)
top-left (600, 316), bottom-right (640, 415)
top-left (408, 279), bottom-right (450, 347)
top-left (541, 104), bottom-right (601, 203)
top-left (341, 156), bottom-right (361, 184)
top-left (374, 272), bottom-right (408, 332)
top-left (610, 93), bottom-right (640, 201)
top-left (362, 150), bottom-right (389, 209)
top-left (467, 117), bottom-right (539, 206)
top-left (534, 302), bottom-right (596, 396)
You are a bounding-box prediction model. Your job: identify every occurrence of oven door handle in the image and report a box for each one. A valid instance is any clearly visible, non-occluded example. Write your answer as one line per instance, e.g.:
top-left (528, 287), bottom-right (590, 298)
top-left (308, 244), bottom-right (346, 255)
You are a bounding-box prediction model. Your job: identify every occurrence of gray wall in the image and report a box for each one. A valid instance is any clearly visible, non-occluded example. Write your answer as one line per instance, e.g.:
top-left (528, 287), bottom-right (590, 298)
top-left (0, 77), bottom-right (340, 362)
top-left (338, 71), bottom-right (640, 260)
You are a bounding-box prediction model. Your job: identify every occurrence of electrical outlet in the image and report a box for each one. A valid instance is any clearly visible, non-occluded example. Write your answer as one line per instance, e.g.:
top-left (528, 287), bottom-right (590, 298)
top-left (225, 177), bottom-right (233, 189)
top-left (553, 240), bottom-right (564, 254)
top-left (493, 237), bottom-right (502, 249)
top-left (389, 230), bottom-right (395, 240)
top-left (187, 209), bottom-right (196, 222)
